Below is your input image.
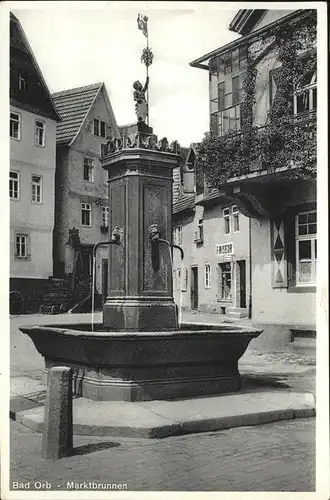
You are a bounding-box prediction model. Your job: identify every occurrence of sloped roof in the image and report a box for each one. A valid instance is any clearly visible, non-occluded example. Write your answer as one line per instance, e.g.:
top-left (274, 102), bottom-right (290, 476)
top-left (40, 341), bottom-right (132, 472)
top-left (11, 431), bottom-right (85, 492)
top-left (10, 12), bottom-right (61, 121)
top-left (173, 195), bottom-right (195, 215)
top-left (229, 10), bottom-right (266, 35)
top-left (52, 83), bottom-right (102, 145)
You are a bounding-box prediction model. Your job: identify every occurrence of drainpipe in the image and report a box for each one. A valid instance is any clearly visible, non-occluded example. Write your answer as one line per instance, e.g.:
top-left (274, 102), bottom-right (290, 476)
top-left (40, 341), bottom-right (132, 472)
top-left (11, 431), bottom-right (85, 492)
top-left (248, 217), bottom-right (252, 319)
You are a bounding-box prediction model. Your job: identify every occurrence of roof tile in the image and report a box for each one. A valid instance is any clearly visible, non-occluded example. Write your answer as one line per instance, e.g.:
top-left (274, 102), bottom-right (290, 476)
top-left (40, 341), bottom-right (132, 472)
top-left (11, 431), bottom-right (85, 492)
top-left (52, 83), bottom-right (102, 145)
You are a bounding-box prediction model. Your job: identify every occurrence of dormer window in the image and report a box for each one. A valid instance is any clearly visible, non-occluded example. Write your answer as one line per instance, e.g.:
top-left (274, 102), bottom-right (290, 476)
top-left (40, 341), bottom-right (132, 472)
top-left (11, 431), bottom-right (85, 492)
top-left (18, 74), bottom-right (26, 91)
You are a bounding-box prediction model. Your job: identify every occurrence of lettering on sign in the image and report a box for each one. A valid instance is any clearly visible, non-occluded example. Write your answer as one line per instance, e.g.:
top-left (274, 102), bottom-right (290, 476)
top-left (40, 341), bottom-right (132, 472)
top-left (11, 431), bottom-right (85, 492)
top-left (216, 243), bottom-right (234, 256)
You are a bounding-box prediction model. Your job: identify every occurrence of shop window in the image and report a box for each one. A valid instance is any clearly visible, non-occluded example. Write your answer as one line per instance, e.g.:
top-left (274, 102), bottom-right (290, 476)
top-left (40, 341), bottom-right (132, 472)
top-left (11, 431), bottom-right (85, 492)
top-left (219, 262), bottom-right (232, 300)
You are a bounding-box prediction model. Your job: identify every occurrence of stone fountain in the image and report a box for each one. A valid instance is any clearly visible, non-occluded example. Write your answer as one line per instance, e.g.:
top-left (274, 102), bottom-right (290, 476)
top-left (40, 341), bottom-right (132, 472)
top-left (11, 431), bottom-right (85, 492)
top-left (20, 122), bottom-right (262, 402)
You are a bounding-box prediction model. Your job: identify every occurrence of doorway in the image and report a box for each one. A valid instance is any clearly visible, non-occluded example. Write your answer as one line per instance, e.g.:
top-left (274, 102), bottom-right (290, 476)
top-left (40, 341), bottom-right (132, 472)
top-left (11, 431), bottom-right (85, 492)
top-left (190, 266), bottom-right (198, 310)
top-left (237, 260), bottom-right (246, 308)
top-left (80, 247), bottom-right (93, 280)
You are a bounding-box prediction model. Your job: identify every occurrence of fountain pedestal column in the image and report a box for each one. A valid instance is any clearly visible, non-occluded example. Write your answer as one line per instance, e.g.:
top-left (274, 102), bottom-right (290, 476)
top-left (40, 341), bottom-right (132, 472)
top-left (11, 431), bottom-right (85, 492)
top-left (100, 145), bottom-right (180, 331)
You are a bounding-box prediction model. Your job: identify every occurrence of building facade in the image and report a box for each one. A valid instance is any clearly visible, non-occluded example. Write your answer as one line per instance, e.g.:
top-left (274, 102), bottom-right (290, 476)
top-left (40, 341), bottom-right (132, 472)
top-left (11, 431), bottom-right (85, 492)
top-left (172, 145), bottom-right (250, 318)
top-left (52, 83), bottom-right (120, 296)
top-left (10, 13), bottom-right (61, 308)
top-left (190, 9), bottom-right (317, 345)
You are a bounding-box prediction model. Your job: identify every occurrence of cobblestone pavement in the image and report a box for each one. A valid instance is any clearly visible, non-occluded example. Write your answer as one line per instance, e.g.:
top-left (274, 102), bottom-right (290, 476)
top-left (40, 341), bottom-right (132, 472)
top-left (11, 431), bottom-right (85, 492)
top-left (9, 418), bottom-right (315, 492)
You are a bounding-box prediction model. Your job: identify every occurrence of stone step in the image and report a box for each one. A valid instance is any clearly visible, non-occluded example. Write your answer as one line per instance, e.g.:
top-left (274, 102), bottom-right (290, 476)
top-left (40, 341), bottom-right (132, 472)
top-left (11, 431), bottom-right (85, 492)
top-left (226, 307), bottom-right (248, 318)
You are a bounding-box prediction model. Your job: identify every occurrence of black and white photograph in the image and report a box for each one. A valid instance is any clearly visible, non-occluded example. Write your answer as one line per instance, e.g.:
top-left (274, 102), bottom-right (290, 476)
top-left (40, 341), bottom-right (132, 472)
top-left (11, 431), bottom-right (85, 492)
top-left (1, 1), bottom-right (328, 497)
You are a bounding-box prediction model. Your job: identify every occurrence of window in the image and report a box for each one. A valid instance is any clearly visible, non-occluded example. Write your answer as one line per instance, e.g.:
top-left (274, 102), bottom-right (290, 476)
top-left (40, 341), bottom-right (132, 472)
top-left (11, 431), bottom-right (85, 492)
top-left (83, 158), bottom-right (94, 181)
top-left (239, 45), bottom-right (248, 70)
top-left (232, 205), bottom-right (239, 232)
top-left (93, 119), bottom-right (106, 137)
top-left (195, 219), bottom-right (204, 243)
top-left (204, 264), bottom-right (211, 288)
top-left (81, 202), bottom-right (91, 226)
top-left (295, 211), bottom-right (317, 285)
top-left (182, 268), bottom-right (188, 291)
top-left (222, 105), bottom-right (241, 134)
top-left (101, 206), bottom-right (108, 227)
top-left (218, 82), bottom-right (225, 109)
top-left (176, 225), bottom-right (183, 245)
top-left (10, 112), bottom-right (20, 140)
top-left (15, 234), bottom-right (28, 258)
top-left (177, 269), bottom-right (181, 291)
top-left (100, 121), bottom-right (106, 138)
top-left (232, 76), bottom-right (240, 105)
top-left (224, 54), bottom-right (232, 75)
top-left (223, 208), bottom-right (230, 234)
top-left (31, 175), bottom-right (42, 203)
top-left (293, 70), bottom-right (317, 115)
top-left (9, 171), bottom-right (19, 199)
top-left (219, 262), bottom-right (232, 299)
top-left (35, 120), bottom-right (45, 146)
top-left (18, 74), bottom-right (26, 91)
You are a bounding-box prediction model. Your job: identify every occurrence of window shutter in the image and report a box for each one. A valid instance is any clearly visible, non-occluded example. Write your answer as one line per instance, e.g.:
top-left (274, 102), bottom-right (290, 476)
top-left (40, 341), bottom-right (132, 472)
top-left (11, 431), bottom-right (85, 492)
top-left (285, 211), bottom-right (296, 287)
top-left (270, 216), bottom-right (287, 288)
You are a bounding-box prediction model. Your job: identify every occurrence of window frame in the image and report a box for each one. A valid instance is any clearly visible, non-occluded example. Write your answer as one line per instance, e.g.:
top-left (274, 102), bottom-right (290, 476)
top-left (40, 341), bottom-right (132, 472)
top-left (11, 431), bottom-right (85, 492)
top-left (93, 118), bottom-right (106, 137)
top-left (204, 264), bottom-right (211, 288)
top-left (10, 112), bottom-right (21, 140)
top-left (81, 202), bottom-right (92, 227)
top-left (83, 157), bottom-right (94, 182)
top-left (101, 205), bottom-right (109, 227)
top-left (182, 268), bottom-right (188, 292)
top-left (219, 262), bottom-right (232, 300)
top-left (177, 224), bottom-right (183, 246)
top-left (35, 119), bottom-right (45, 147)
top-left (293, 70), bottom-right (317, 116)
top-left (232, 205), bottom-right (239, 232)
top-left (176, 268), bottom-right (181, 291)
top-left (223, 207), bottom-right (230, 234)
top-left (18, 74), bottom-right (26, 91)
top-left (31, 174), bottom-right (43, 204)
top-left (295, 210), bottom-right (317, 286)
top-left (15, 233), bottom-right (29, 259)
top-left (9, 170), bottom-right (20, 200)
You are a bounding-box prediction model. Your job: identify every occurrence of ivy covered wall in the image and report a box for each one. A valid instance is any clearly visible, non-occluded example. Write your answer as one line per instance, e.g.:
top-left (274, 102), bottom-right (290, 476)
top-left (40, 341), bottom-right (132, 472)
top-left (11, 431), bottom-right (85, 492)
top-left (198, 10), bottom-right (317, 189)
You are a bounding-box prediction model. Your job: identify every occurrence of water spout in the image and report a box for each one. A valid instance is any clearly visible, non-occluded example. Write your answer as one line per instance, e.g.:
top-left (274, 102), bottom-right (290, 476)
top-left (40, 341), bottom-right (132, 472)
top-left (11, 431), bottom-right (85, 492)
top-left (91, 228), bottom-right (121, 331)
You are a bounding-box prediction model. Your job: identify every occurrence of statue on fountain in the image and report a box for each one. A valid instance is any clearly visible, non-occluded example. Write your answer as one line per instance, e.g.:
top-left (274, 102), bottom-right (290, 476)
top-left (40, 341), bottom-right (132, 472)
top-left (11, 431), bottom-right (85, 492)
top-left (133, 76), bottom-right (149, 124)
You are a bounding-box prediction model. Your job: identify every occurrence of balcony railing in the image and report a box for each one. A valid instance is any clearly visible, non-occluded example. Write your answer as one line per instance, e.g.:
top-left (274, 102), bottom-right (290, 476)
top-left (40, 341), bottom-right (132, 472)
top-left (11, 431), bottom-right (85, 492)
top-left (200, 109), bottom-right (316, 192)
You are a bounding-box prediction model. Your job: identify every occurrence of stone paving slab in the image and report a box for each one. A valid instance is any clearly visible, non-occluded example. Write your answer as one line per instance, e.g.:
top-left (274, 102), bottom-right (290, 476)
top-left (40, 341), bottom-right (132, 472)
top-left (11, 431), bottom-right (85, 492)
top-left (14, 390), bottom-right (315, 438)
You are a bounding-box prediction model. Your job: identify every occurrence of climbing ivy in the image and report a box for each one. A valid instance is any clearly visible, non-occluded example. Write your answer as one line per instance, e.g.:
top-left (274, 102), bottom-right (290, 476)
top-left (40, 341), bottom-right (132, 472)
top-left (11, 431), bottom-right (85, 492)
top-left (197, 11), bottom-right (317, 188)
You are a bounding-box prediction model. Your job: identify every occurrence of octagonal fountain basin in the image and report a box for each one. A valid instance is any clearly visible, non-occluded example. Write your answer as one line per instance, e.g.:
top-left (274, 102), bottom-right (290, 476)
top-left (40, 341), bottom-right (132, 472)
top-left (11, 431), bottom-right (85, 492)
top-left (19, 323), bottom-right (262, 402)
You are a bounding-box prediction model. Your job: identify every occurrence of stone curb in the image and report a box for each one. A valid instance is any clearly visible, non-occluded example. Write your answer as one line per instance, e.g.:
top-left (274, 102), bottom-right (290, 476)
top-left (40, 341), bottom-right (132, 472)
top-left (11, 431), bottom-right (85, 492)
top-left (13, 406), bottom-right (316, 439)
